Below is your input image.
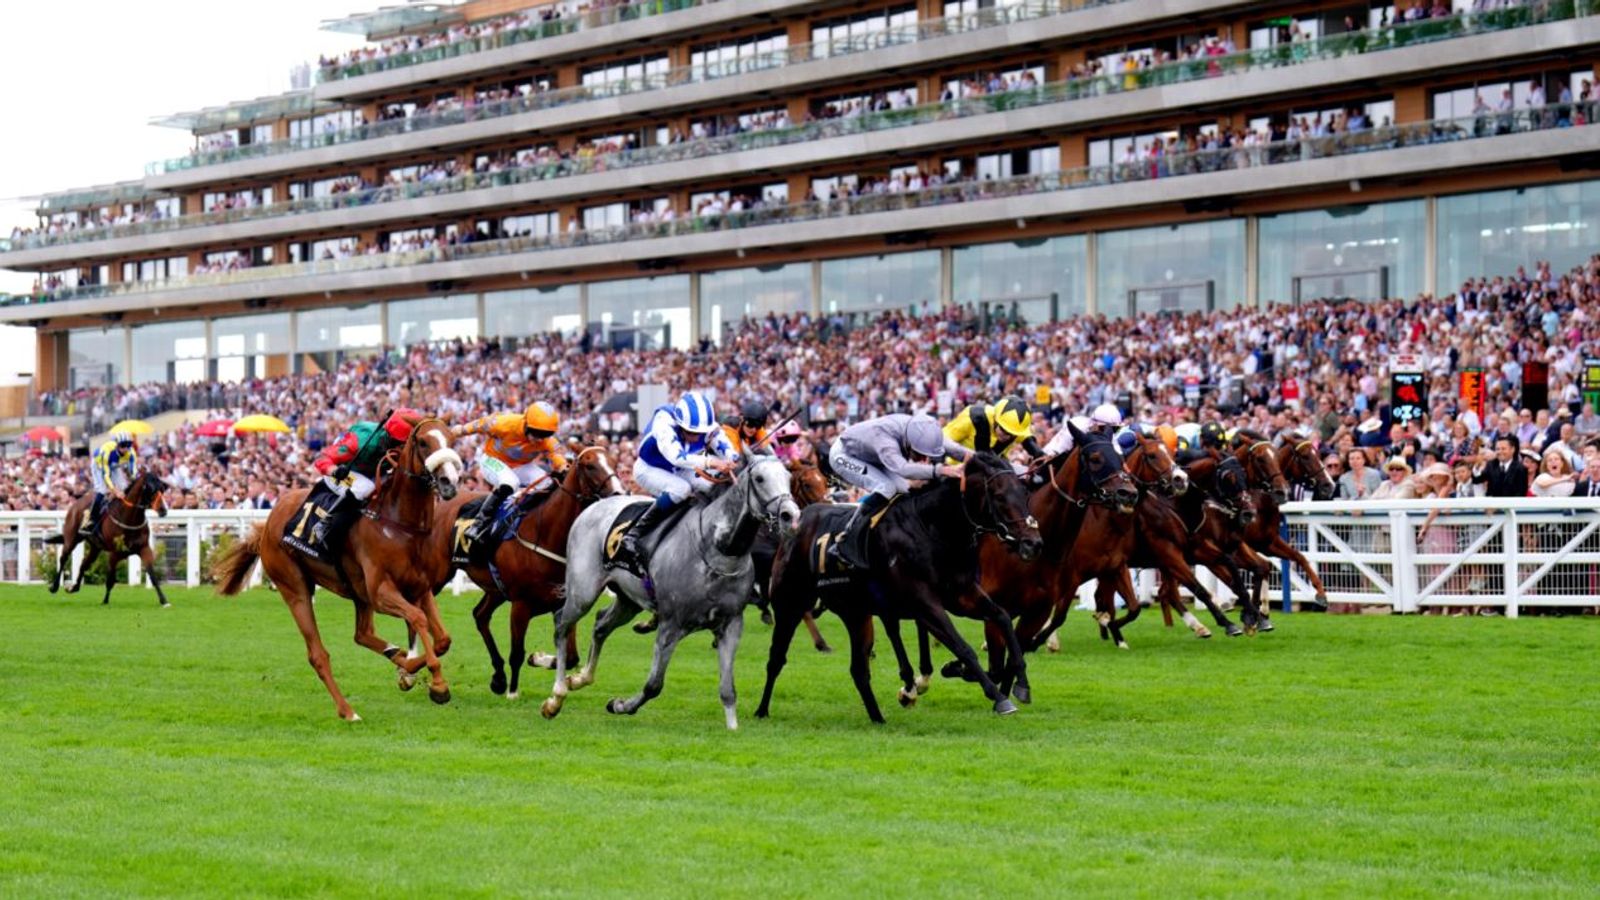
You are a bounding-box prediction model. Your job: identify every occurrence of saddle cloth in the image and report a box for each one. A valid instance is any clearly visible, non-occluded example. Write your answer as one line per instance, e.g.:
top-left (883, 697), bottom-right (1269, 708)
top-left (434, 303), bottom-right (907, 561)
top-left (280, 481), bottom-right (343, 563)
top-left (809, 496), bottom-right (900, 577)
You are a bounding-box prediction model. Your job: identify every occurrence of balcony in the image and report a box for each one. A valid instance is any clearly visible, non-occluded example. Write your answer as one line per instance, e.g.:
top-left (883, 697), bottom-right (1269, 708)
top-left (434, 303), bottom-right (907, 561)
top-left (11, 4), bottom-right (1594, 268)
top-left (3, 104), bottom-right (1592, 322)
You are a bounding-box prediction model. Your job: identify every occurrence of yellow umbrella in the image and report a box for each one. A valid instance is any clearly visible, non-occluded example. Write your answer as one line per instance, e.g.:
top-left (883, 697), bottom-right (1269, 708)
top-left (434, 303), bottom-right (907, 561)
top-left (109, 419), bottom-right (153, 436)
top-left (232, 414), bottom-right (292, 434)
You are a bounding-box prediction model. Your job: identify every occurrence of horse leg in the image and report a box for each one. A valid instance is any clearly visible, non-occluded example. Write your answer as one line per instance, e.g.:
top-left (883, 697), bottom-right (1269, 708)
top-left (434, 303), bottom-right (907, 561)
top-left (881, 616), bottom-right (920, 707)
top-left (370, 583), bottom-right (450, 704)
top-left (69, 544), bottom-right (99, 595)
top-left (754, 583), bottom-right (806, 720)
top-left (416, 590), bottom-right (451, 657)
top-left (916, 600), bottom-right (1017, 716)
top-left (139, 545), bottom-right (171, 608)
top-left (841, 607), bottom-right (886, 724)
top-left (802, 611), bottom-right (832, 653)
top-left (1207, 558), bottom-right (1259, 636)
top-left (973, 597), bottom-right (1030, 705)
top-left (1269, 533), bottom-right (1327, 603)
top-left (472, 592), bottom-right (508, 695)
top-left (351, 602), bottom-right (415, 691)
top-left (506, 599), bottom-right (532, 700)
top-left (540, 560), bottom-right (612, 720)
top-left (101, 552), bottom-right (121, 605)
top-left (1241, 546), bottom-right (1274, 632)
top-left (916, 622), bottom-right (934, 693)
top-left (1106, 569), bottom-right (1142, 650)
top-left (285, 572), bottom-right (359, 721)
top-left (568, 596), bottom-right (639, 693)
top-left (606, 619), bottom-right (683, 717)
top-left (713, 612), bottom-right (744, 730)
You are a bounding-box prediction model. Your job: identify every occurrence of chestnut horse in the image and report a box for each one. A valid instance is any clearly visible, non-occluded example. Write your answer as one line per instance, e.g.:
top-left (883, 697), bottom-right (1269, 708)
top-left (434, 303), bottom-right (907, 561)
top-left (1158, 453), bottom-right (1267, 634)
top-left (1233, 438), bottom-right (1335, 606)
top-left (46, 471), bottom-right (171, 607)
top-left (210, 417), bottom-right (463, 721)
top-left (452, 446), bottom-right (626, 699)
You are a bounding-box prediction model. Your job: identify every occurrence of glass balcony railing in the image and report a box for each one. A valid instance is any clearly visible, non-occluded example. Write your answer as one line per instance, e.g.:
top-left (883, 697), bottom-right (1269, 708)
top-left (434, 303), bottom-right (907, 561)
top-left (6, 103), bottom-right (1591, 311)
top-left (145, 0), bottom-right (1109, 175)
top-left (13, 0), bottom-right (1588, 255)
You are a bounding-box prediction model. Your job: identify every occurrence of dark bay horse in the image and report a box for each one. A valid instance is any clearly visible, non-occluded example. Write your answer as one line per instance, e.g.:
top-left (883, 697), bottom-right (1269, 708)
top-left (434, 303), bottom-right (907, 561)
top-left (448, 446), bottom-right (626, 700)
top-left (756, 452), bottom-right (1042, 723)
top-left (46, 471), bottom-right (171, 607)
top-left (1227, 434), bottom-right (1293, 630)
top-left (751, 458), bottom-right (834, 652)
top-left (1233, 438), bottom-right (1335, 606)
top-left (1159, 453), bottom-right (1267, 635)
top-left (211, 417), bottom-right (464, 721)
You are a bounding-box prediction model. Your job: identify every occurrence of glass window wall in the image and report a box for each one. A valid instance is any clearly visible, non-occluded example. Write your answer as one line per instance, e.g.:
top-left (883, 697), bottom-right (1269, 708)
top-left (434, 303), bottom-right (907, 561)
top-left (1258, 200), bottom-right (1425, 303)
top-left (387, 295), bottom-right (479, 348)
top-left (484, 286), bottom-right (582, 339)
top-left (131, 320), bottom-right (207, 384)
top-left (297, 304), bottom-right (382, 353)
top-left (700, 264), bottom-right (814, 342)
top-left (1437, 179), bottom-right (1600, 290)
top-left (67, 328), bottom-right (123, 388)
top-left (213, 313), bottom-right (291, 382)
top-left (820, 250), bottom-right (941, 317)
top-left (1096, 220), bottom-right (1246, 317)
top-left (952, 235), bottom-right (1087, 323)
top-left (588, 275), bottom-right (691, 351)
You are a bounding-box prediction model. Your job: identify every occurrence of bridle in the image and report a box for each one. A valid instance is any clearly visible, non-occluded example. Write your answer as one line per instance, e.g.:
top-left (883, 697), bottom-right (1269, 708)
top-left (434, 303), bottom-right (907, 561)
top-left (745, 459), bottom-right (797, 533)
top-left (1128, 439), bottom-right (1182, 496)
top-left (1238, 439), bottom-right (1289, 499)
top-left (106, 474), bottom-right (166, 533)
top-left (1286, 439), bottom-right (1337, 499)
top-left (1044, 443), bottom-right (1132, 509)
top-left (557, 446), bottom-right (625, 504)
top-left (958, 462), bottom-right (1038, 548)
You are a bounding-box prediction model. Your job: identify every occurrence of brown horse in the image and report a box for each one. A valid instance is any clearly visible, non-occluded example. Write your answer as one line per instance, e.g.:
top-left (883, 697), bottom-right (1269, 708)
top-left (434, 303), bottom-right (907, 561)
top-left (1227, 435), bottom-right (1293, 629)
top-left (454, 446), bottom-right (626, 699)
top-left (46, 471), bottom-right (171, 607)
top-left (210, 417), bottom-right (464, 721)
top-left (1234, 438), bottom-right (1335, 606)
top-left (1159, 453), bottom-right (1267, 634)
top-left (752, 458), bottom-right (834, 651)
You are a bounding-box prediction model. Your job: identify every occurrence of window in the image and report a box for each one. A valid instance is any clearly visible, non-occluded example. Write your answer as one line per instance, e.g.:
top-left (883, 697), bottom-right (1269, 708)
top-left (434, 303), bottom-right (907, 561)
top-left (1432, 69), bottom-right (1591, 120)
top-left (973, 145), bottom-right (1060, 181)
top-left (292, 235), bottom-right (360, 263)
top-left (820, 250), bottom-right (940, 315)
top-left (701, 264), bottom-right (814, 342)
top-left (484, 286), bottom-right (583, 339)
top-left (811, 5), bottom-right (917, 56)
top-left (812, 84), bottom-right (919, 118)
top-left (953, 236), bottom-right (1087, 320)
top-left (580, 55), bottom-right (669, 88)
top-left (500, 212), bottom-right (560, 238)
top-left (588, 275), bottom-right (691, 351)
top-left (1096, 220), bottom-right (1246, 317)
top-left (690, 30), bottom-right (788, 78)
top-left (388, 295), bottom-right (479, 347)
top-left (810, 175), bottom-right (858, 201)
top-left (943, 63), bottom-right (1045, 99)
top-left (213, 312), bottom-right (290, 382)
top-left (1258, 200), bottom-right (1425, 303)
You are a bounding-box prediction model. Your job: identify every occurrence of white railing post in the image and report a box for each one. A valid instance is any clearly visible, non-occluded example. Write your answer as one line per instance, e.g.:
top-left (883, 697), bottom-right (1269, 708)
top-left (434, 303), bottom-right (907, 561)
top-left (127, 551), bottom-right (142, 587)
top-left (1503, 509), bottom-right (1519, 619)
top-left (187, 519), bottom-right (203, 587)
top-left (1391, 509), bottom-right (1419, 614)
top-left (16, 520), bottom-right (29, 583)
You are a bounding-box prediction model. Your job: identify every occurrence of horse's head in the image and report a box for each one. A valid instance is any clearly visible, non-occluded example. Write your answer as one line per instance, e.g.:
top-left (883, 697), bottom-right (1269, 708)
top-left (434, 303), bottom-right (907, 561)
top-left (960, 452), bottom-right (1042, 561)
top-left (403, 417), bottom-right (463, 501)
top-left (1282, 439), bottom-right (1336, 501)
top-left (131, 472), bottom-right (169, 517)
top-left (1234, 434), bottom-right (1288, 503)
top-left (569, 446), bottom-right (626, 502)
top-left (1126, 430), bottom-right (1187, 497)
top-left (741, 456), bottom-right (800, 538)
top-left (786, 459), bottom-right (830, 508)
top-left (1071, 426), bottom-right (1138, 513)
top-left (1215, 456), bottom-right (1256, 525)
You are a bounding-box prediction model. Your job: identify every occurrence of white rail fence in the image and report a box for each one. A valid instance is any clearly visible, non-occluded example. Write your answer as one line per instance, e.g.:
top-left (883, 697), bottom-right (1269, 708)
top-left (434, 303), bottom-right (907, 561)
top-left (0, 500), bottom-right (1596, 616)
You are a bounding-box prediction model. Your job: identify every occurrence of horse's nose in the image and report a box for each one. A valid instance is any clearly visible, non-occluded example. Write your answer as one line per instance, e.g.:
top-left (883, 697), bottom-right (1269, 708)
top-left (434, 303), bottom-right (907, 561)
top-left (1116, 486), bottom-right (1139, 509)
top-left (1019, 538), bottom-right (1042, 562)
top-left (778, 501), bottom-right (801, 536)
top-left (1271, 488), bottom-right (1288, 504)
top-left (1238, 506), bottom-right (1256, 525)
top-left (439, 481), bottom-right (458, 501)
top-left (1172, 471), bottom-right (1189, 495)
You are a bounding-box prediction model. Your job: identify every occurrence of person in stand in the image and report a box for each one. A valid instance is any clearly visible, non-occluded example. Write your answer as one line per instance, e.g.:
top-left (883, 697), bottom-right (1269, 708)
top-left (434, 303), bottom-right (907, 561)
top-left (826, 412), bottom-right (969, 569)
top-left (620, 391), bottom-right (740, 564)
top-left (1473, 434), bottom-right (1530, 497)
top-left (453, 401), bottom-right (569, 543)
top-left (88, 429), bottom-right (140, 531)
top-left (769, 419), bottom-right (812, 465)
top-left (309, 409), bottom-right (418, 548)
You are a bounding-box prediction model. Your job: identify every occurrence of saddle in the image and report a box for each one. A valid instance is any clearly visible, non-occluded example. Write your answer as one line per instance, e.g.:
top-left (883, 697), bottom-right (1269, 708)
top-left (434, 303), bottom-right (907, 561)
top-left (450, 487), bottom-right (554, 567)
top-left (280, 481), bottom-right (345, 563)
top-left (603, 499), bottom-right (692, 577)
top-left (810, 497), bottom-right (899, 579)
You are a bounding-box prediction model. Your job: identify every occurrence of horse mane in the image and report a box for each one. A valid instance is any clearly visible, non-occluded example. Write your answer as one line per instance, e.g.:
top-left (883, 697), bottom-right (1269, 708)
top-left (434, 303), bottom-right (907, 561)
top-left (1233, 428), bottom-right (1269, 446)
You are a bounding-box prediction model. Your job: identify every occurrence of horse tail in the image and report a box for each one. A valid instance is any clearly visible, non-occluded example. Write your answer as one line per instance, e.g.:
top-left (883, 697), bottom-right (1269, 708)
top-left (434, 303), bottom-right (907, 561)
top-left (211, 524), bottom-right (264, 596)
top-left (41, 533), bottom-right (63, 545)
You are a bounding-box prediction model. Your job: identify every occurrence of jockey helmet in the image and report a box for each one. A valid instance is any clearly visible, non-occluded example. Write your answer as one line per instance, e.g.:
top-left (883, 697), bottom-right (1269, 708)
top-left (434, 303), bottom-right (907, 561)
top-left (1199, 420), bottom-right (1226, 447)
top-left (740, 398), bottom-right (770, 426)
top-left (905, 415), bottom-right (945, 459)
top-left (1114, 428), bottom-right (1139, 456)
top-left (523, 401), bottom-right (559, 438)
top-left (1154, 424), bottom-right (1179, 454)
top-left (1091, 403), bottom-right (1124, 429)
top-left (772, 420), bottom-right (804, 444)
top-left (992, 396), bottom-right (1033, 439)
top-left (111, 430), bottom-right (136, 449)
top-left (383, 408), bottom-right (420, 442)
top-left (672, 391), bottom-right (718, 434)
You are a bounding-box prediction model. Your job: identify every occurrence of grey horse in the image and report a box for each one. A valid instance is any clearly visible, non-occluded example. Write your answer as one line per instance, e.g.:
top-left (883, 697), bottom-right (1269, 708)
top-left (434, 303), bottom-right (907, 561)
top-left (540, 456), bottom-right (800, 730)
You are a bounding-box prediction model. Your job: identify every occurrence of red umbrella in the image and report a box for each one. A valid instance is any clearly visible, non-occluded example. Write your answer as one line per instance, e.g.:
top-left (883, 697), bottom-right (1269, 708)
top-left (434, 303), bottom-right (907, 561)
top-left (196, 419), bottom-right (234, 437)
top-left (23, 425), bottom-right (62, 442)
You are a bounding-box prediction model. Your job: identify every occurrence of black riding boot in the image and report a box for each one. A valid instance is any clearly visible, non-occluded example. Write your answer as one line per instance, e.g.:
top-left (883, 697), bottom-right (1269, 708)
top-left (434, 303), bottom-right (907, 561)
top-left (831, 493), bottom-right (889, 570)
top-left (467, 484), bottom-right (513, 544)
top-left (311, 491), bottom-right (361, 549)
top-left (89, 493), bottom-right (107, 531)
top-left (620, 501), bottom-right (673, 565)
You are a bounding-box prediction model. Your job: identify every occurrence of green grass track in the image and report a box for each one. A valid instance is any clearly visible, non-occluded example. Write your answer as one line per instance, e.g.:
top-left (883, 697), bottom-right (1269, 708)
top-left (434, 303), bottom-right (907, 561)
top-left (2, 584), bottom-right (1596, 897)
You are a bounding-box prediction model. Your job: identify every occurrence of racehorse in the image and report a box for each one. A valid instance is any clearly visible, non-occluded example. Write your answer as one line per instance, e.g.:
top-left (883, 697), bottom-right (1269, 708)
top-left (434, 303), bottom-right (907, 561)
top-left (755, 452), bottom-right (1043, 723)
top-left (210, 416), bottom-right (463, 721)
top-left (540, 456), bottom-right (799, 729)
top-left (448, 446), bottom-right (626, 700)
top-left (751, 457), bottom-right (834, 652)
top-left (1227, 434), bottom-right (1293, 630)
top-left (1159, 452), bottom-right (1267, 634)
top-left (46, 471), bottom-right (171, 607)
top-left (1232, 438), bottom-right (1336, 606)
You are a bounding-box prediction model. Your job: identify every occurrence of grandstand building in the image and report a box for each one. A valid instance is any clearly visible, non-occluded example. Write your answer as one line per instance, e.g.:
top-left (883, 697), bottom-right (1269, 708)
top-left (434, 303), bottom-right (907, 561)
top-left (4, 0), bottom-right (1599, 391)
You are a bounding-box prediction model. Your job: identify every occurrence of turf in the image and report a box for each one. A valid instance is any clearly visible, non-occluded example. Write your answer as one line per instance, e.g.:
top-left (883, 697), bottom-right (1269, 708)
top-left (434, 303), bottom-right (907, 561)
top-left (2, 584), bottom-right (1596, 898)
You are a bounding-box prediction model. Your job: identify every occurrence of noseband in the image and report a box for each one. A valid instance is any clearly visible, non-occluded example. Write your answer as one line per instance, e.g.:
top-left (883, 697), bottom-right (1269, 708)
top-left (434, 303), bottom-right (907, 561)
top-left (1048, 447), bottom-right (1131, 509)
top-left (961, 467), bottom-right (1038, 546)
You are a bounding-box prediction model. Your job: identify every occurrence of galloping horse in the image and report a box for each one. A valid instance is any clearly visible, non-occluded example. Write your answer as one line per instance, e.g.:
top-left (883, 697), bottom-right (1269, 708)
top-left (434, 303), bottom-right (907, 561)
top-left (751, 457), bottom-right (834, 652)
top-left (756, 452), bottom-right (1043, 723)
top-left (1233, 438), bottom-right (1336, 606)
top-left (210, 416), bottom-right (463, 721)
top-left (542, 457), bottom-right (799, 729)
top-left (1227, 433), bottom-right (1293, 630)
top-left (1160, 453), bottom-right (1267, 634)
top-left (46, 471), bottom-right (171, 607)
top-left (450, 446), bottom-right (625, 699)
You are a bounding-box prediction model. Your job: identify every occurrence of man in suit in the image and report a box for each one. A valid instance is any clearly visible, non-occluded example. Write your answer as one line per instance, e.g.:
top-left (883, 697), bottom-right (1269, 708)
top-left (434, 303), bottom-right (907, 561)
top-left (1473, 434), bottom-right (1529, 497)
top-left (1575, 442), bottom-right (1600, 497)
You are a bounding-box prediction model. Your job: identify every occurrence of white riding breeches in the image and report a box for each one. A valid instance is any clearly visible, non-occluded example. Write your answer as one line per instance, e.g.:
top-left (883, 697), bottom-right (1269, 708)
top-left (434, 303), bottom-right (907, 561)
top-left (479, 455), bottom-right (550, 492)
top-left (323, 471), bottom-right (376, 500)
top-left (828, 441), bottom-right (907, 498)
top-left (633, 459), bottom-right (716, 504)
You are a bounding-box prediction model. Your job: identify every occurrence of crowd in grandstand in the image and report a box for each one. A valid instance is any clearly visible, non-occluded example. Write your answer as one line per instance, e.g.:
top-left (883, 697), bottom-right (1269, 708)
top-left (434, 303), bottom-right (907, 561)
top-left (8, 253), bottom-right (1600, 519)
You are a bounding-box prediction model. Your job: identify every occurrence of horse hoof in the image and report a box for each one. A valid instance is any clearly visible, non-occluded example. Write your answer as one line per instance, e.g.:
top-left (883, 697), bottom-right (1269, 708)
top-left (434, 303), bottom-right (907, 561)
top-left (397, 668), bottom-right (417, 692)
top-left (994, 697), bottom-right (1019, 716)
top-left (342, 712), bottom-right (362, 723)
top-left (1013, 684), bottom-right (1032, 705)
top-left (814, 641), bottom-right (833, 654)
top-left (913, 675), bottom-right (931, 694)
top-left (540, 698), bottom-right (562, 719)
top-left (1226, 625), bottom-right (1244, 637)
top-left (566, 673), bottom-right (590, 691)
top-left (489, 673), bottom-right (507, 695)
top-left (1259, 621), bottom-right (1275, 633)
top-left (429, 687), bottom-right (452, 705)
top-left (1315, 591), bottom-right (1328, 604)
top-left (605, 698), bottom-right (627, 715)
top-left (506, 691), bottom-right (519, 701)
top-left (939, 660), bottom-right (965, 680)
top-left (1116, 641), bottom-right (1130, 651)
top-left (897, 687), bottom-right (918, 708)
top-left (528, 652), bottom-right (557, 669)
top-left (755, 706), bottom-right (771, 719)
top-left (632, 619), bottom-right (658, 635)
top-left (159, 601), bottom-right (172, 609)
top-left (1046, 633), bottom-right (1061, 653)
top-left (47, 583), bottom-right (58, 594)
top-left (760, 609), bottom-right (773, 626)
top-left (1244, 625), bottom-right (1258, 637)
top-left (1196, 628), bottom-right (1213, 639)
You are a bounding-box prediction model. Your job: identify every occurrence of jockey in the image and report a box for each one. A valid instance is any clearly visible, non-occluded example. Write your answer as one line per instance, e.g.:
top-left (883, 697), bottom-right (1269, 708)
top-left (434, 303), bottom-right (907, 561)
top-left (1174, 420), bottom-right (1227, 458)
top-left (621, 391), bottom-right (740, 561)
top-left (944, 395), bottom-right (1045, 465)
top-left (1040, 403), bottom-right (1122, 457)
top-left (453, 401), bottom-right (569, 543)
top-left (90, 429), bottom-right (140, 528)
top-left (827, 413), bottom-right (970, 569)
top-left (769, 419), bottom-right (810, 465)
top-left (721, 398), bottom-right (774, 458)
top-left (309, 408), bottom-right (418, 547)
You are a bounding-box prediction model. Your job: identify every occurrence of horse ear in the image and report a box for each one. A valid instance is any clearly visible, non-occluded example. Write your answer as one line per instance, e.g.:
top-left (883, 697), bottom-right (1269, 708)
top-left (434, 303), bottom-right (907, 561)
top-left (1067, 420), bottom-right (1086, 445)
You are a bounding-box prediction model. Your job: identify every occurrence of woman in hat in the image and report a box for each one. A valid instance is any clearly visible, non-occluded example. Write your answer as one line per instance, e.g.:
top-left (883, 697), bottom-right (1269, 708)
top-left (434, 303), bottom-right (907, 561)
top-left (1371, 456), bottom-right (1413, 501)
